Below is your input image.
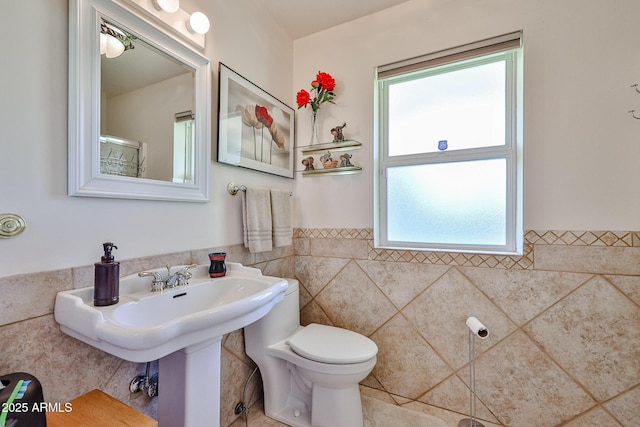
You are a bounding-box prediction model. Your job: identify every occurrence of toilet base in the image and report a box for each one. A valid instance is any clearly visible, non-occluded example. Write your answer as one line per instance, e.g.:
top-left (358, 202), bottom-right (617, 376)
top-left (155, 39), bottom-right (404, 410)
top-left (311, 383), bottom-right (364, 427)
top-left (264, 384), bottom-right (364, 427)
top-left (266, 407), bottom-right (311, 427)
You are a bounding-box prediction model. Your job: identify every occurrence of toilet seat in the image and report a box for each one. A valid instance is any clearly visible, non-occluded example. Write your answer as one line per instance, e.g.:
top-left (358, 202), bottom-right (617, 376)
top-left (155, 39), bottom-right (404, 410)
top-left (288, 323), bottom-right (378, 364)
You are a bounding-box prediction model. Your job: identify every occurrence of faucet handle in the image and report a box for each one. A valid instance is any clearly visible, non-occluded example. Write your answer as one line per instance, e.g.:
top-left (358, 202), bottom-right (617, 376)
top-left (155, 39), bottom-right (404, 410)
top-left (175, 272), bottom-right (191, 286)
top-left (138, 271), bottom-right (164, 292)
top-left (175, 264), bottom-right (197, 286)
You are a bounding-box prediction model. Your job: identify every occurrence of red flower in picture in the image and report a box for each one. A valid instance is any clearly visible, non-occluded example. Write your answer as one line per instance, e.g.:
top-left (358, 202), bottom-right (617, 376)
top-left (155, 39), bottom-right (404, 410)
top-left (236, 104), bottom-right (284, 163)
top-left (255, 105), bottom-right (273, 127)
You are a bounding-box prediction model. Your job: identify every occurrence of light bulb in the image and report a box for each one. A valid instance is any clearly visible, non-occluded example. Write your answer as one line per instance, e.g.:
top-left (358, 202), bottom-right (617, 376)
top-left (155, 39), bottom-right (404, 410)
top-left (151, 0), bottom-right (180, 13)
top-left (105, 34), bottom-right (125, 58)
top-left (187, 12), bottom-right (210, 34)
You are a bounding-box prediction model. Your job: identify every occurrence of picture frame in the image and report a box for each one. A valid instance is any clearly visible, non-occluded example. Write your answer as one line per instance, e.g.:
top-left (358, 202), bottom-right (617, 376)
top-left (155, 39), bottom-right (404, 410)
top-left (217, 63), bottom-right (295, 178)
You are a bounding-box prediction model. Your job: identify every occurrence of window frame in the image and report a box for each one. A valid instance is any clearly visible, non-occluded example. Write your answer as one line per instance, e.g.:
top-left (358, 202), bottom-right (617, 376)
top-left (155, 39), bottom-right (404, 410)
top-left (374, 34), bottom-right (523, 255)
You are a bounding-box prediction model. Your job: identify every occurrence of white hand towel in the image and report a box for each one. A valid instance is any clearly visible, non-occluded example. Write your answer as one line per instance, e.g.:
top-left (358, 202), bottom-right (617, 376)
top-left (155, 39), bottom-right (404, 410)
top-left (270, 189), bottom-right (292, 247)
top-left (241, 187), bottom-right (273, 253)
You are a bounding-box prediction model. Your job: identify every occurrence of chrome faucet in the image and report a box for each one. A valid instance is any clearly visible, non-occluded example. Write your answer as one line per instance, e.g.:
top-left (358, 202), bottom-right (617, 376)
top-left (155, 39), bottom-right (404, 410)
top-left (138, 264), bottom-right (197, 292)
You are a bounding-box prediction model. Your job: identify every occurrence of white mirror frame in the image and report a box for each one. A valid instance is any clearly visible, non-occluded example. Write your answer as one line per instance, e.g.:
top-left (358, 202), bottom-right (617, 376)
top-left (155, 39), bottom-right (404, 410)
top-left (68, 0), bottom-right (211, 202)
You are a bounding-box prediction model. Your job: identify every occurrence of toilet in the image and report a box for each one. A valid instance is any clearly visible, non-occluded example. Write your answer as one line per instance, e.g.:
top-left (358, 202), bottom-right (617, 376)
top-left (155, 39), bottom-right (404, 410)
top-left (244, 279), bottom-right (378, 427)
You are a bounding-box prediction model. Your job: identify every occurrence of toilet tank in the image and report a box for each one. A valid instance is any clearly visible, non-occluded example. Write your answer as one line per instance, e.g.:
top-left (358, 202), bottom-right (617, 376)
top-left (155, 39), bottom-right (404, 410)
top-left (245, 279), bottom-right (301, 347)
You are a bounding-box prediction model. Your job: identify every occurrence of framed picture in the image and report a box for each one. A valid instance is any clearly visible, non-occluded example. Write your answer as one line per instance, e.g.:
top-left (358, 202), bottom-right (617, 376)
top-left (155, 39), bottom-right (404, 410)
top-left (217, 63), bottom-right (295, 178)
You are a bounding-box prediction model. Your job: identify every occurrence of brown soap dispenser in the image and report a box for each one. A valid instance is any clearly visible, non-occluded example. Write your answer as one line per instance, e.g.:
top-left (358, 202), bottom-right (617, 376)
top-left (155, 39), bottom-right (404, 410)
top-left (94, 242), bottom-right (120, 306)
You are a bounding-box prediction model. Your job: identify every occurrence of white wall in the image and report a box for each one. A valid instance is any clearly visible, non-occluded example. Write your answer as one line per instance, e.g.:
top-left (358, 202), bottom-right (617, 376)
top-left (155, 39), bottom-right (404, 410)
top-left (0, 0), bottom-right (293, 277)
top-left (293, 0), bottom-right (640, 231)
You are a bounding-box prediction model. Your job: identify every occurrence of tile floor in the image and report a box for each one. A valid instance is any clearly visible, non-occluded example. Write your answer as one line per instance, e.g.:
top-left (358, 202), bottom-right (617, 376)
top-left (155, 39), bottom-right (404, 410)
top-left (229, 395), bottom-right (492, 427)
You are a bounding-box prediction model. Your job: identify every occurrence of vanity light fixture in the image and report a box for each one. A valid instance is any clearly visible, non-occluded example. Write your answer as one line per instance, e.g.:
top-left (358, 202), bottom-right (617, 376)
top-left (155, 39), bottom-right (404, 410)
top-left (123, 0), bottom-right (209, 49)
top-left (187, 12), bottom-right (210, 35)
top-left (151, 0), bottom-right (180, 13)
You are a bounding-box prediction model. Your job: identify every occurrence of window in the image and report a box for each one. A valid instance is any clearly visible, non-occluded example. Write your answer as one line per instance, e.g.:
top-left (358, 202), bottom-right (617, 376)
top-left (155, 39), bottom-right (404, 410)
top-left (173, 111), bottom-right (195, 184)
top-left (374, 32), bottom-right (523, 254)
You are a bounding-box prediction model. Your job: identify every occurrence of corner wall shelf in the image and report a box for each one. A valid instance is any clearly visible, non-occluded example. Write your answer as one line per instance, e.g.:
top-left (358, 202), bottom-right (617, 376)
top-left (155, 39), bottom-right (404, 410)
top-left (299, 140), bottom-right (362, 155)
top-left (301, 166), bottom-right (362, 176)
top-left (298, 140), bottom-right (363, 176)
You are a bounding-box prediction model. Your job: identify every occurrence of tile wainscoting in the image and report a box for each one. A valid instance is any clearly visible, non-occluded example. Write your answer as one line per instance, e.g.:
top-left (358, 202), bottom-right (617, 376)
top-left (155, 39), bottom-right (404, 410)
top-left (1, 229), bottom-right (639, 426)
top-left (294, 228), bottom-right (640, 426)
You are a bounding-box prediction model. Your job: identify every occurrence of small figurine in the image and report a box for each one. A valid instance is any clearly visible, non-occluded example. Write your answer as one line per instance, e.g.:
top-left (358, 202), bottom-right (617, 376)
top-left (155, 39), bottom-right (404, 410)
top-left (331, 122), bottom-right (347, 142)
top-left (339, 153), bottom-right (353, 167)
top-left (301, 156), bottom-right (315, 171)
top-left (320, 151), bottom-right (338, 168)
top-left (319, 151), bottom-right (331, 164)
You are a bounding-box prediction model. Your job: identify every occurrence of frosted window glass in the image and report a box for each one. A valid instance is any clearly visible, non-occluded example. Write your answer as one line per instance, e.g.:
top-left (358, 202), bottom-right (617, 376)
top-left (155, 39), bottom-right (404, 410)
top-left (388, 61), bottom-right (506, 156)
top-left (386, 159), bottom-right (506, 245)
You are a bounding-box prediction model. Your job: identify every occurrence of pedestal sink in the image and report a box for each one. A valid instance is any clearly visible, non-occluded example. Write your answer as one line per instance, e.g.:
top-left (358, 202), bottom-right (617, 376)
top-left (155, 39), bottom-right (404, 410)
top-left (54, 263), bottom-right (288, 427)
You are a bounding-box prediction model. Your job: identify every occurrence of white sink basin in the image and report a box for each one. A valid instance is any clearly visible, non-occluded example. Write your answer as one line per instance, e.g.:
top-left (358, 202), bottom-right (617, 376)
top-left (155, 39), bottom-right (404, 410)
top-left (111, 276), bottom-right (273, 327)
top-left (54, 263), bottom-right (288, 362)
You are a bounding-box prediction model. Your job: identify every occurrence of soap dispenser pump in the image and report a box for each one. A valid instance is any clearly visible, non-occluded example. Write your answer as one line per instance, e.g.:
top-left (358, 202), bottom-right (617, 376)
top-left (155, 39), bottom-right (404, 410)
top-left (94, 242), bottom-right (120, 306)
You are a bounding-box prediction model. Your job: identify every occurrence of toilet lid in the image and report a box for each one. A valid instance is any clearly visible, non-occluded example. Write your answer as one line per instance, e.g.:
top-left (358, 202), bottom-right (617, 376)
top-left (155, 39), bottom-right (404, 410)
top-left (288, 323), bottom-right (378, 364)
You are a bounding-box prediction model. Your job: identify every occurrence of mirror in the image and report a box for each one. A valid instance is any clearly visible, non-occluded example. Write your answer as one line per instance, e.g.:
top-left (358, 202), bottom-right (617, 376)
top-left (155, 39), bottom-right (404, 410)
top-left (69, 0), bottom-right (211, 202)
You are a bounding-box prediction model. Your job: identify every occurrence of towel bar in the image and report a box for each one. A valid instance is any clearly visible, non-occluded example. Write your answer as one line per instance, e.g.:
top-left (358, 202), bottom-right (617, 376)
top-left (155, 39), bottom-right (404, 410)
top-left (227, 182), bottom-right (291, 196)
top-left (227, 183), bottom-right (247, 195)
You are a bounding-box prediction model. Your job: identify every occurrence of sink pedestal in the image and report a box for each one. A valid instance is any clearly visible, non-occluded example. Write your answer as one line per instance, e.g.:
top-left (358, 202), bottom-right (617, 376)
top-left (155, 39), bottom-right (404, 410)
top-left (158, 336), bottom-right (223, 427)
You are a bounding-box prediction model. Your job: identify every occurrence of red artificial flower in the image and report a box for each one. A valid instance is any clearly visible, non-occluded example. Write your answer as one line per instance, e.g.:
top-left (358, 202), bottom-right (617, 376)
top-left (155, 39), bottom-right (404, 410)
top-left (296, 71), bottom-right (337, 112)
top-left (315, 71), bottom-right (335, 91)
top-left (296, 89), bottom-right (311, 107)
top-left (255, 105), bottom-right (273, 127)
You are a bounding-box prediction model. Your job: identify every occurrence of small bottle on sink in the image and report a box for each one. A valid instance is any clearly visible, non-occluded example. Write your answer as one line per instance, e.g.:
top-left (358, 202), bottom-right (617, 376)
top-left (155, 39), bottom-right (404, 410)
top-left (94, 242), bottom-right (120, 306)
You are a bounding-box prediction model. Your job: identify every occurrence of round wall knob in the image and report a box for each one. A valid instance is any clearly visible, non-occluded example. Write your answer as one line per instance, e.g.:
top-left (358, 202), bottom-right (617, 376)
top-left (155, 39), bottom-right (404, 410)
top-left (0, 213), bottom-right (26, 238)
